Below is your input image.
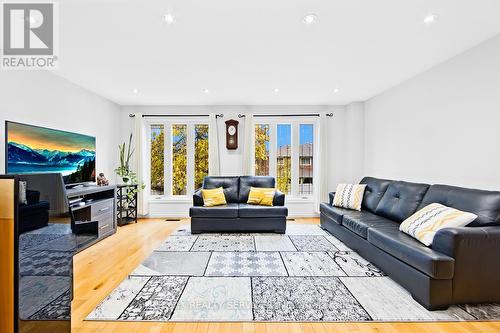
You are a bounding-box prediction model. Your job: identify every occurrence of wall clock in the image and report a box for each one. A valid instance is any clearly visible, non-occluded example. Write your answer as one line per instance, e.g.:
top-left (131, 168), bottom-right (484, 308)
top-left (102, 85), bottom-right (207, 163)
top-left (225, 119), bottom-right (239, 150)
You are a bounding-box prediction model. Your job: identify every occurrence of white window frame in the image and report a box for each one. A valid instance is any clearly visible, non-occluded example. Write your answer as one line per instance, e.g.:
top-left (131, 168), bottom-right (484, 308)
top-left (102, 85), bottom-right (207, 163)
top-left (146, 117), bottom-right (209, 202)
top-left (255, 116), bottom-right (319, 201)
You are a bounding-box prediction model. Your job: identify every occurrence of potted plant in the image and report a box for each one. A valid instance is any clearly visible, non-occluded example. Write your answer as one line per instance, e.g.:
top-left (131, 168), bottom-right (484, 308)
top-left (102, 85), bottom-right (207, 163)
top-left (115, 133), bottom-right (134, 183)
top-left (114, 134), bottom-right (145, 201)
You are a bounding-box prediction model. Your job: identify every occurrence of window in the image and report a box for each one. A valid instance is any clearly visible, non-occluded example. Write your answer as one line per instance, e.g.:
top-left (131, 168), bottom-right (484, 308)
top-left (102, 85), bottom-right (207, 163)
top-left (254, 119), bottom-right (317, 199)
top-left (150, 124), bottom-right (164, 195)
top-left (149, 119), bottom-right (209, 198)
top-left (172, 124), bottom-right (187, 195)
top-left (299, 124), bottom-right (314, 195)
top-left (254, 124), bottom-right (269, 176)
top-left (194, 124), bottom-right (209, 190)
top-left (276, 124), bottom-right (292, 195)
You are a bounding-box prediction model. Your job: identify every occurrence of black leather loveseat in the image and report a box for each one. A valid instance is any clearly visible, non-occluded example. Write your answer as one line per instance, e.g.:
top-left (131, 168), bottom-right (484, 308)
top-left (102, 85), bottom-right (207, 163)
top-left (19, 190), bottom-right (50, 234)
top-left (190, 176), bottom-right (287, 233)
top-left (320, 177), bottom-right (500, 310)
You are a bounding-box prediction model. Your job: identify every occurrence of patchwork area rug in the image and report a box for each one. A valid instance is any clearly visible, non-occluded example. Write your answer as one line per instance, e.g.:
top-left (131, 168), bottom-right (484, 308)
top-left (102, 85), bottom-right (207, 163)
top-left (87, 224), bottom-right (500, 322)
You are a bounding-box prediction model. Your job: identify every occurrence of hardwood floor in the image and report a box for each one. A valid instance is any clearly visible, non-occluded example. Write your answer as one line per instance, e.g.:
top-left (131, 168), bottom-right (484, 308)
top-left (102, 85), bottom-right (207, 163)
top-left (72, 218), bottom-right (500, 333)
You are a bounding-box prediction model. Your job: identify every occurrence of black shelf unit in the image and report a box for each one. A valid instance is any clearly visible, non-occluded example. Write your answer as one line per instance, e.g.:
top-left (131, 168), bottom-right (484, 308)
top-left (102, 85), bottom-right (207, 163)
top-left (66, 185), bottom-right (117, 239)
top-left (117, 184), bottom-right (138, 226)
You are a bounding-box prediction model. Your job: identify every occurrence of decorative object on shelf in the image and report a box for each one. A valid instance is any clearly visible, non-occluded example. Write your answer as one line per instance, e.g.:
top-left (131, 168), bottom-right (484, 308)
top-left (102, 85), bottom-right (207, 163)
top-left (97, 173), bottom-right (109, 186)
top-left (225, 119), bottom-right (239, 150)
top-left (117, 184), bottom-right (138, 226)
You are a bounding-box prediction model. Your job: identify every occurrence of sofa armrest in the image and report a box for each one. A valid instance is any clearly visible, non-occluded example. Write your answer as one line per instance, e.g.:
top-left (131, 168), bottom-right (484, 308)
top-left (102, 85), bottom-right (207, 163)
top-left (273, 190), bottom-right (285, 206)
top-left (193, 190), bottom-right (204, 206)
top-left (433, 227), bottom-right (500, 258)
top-left (432, 227), bottom-right (500, 301)
top-left (328, 192), bottom-right (336, 205)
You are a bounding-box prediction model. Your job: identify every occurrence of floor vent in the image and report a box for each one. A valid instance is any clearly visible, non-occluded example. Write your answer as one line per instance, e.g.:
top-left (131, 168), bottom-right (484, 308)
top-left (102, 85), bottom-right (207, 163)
top-left (286, 218), bottom-right (295, 221)
top-left (165, 218), bottom-right (181, 221)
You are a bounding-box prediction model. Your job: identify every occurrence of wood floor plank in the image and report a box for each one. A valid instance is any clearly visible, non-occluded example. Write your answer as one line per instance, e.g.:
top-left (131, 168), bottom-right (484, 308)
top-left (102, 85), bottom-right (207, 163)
top-left (72, 218), bottom-right (500, 333)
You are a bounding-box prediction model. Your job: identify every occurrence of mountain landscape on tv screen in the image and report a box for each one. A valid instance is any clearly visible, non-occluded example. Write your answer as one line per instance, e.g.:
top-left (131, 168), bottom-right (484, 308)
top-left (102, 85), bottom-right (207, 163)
top-left (6, 122), bottom-right (97, 184)
top-left (7, 141), bottom-right (96, 183)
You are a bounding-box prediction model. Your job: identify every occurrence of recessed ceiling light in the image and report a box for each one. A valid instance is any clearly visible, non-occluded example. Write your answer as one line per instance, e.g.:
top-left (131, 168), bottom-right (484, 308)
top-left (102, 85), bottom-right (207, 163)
top-left (163, 13), bottom-right (175, 24)
top-left (203, 88), bottom-right (210, 94)
top-left (303, 14), bottom-right (318, 25)
top-left (423, 13), bottom-right (438, 25)
top-left (273, 88), bottom-right (280, 94)
top-left (132, 88), bottom-right (139, 94)
top-left (333, 88), bottom-right (340, 94)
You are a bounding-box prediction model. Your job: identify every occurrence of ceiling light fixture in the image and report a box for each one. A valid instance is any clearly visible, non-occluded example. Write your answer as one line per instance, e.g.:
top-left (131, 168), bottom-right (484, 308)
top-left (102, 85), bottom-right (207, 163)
top-left (423, 13), bottom-right (438, 25)
top-left (303, 13), bottom-right (318, 25)
top-left (132, 88), bottom-right (139, 94)
top-left (163, 13), bottom-right (175, 24)
top-left (333, 88), bottom-right (340, 94)
top-left (203, 88), bottom-right (210, 94)
top-left (273, 88), bottom-right (280, 94)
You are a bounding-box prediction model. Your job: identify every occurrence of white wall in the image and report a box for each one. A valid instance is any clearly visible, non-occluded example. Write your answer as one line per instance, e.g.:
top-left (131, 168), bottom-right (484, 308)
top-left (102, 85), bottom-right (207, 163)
top-left (120, 105), bottom-right (352, 217)
top-left (0, 71), bottom-right (121, 181)
top-left (364, 34), bottom-right (500, 190)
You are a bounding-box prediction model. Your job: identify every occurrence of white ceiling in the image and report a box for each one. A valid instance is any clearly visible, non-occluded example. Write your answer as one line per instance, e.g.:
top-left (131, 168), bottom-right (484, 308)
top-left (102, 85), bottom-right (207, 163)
top-left (56, 0), bottom-right (500, 106)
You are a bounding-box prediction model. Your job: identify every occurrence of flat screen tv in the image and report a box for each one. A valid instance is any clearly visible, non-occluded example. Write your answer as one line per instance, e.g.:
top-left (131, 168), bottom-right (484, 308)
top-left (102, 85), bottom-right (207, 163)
top-left (5, 121), bottom-right (96, 185)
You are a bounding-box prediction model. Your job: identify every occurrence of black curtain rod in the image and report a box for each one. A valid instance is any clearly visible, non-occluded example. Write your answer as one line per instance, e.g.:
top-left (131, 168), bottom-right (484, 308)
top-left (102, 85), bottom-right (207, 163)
top-left (129, 114), bottom-right (223, 118)
top-left (237, 113), bottom-right (333, 118)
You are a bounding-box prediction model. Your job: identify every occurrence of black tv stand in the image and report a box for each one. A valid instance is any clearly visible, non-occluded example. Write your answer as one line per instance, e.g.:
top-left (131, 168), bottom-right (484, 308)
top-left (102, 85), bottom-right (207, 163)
top-left (66, 182), bottom-right (97, 190)
top-left (66, 185), bottom-right (117, 239)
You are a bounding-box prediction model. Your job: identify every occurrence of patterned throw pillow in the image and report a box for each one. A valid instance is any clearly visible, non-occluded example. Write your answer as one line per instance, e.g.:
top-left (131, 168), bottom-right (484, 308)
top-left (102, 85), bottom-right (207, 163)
top-left (201, 187), bottom-right (227, 207)
top-left (247, 187), bottom-right (275, 206)
top-left (332, 184), bottom-right (367, 211)
top-left (19, 181), bottom-right (27, 205)
top-left (399, 203), bottom-right (477, 246)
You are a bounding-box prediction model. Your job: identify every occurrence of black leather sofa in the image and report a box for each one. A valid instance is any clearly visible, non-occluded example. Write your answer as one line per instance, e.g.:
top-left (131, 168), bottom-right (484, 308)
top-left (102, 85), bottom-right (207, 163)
top-left (19, 190), bottom-right (50, 234)
top-left (320, 177), bottom-right (500, 310)
top-left (190, 176), bottom-right (287, 233)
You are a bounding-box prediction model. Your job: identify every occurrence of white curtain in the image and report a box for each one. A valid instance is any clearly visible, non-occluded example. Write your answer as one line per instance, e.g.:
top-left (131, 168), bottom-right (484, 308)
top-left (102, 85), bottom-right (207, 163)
top-left (208, 113), bottom-right (220, 176)
top-left (133, 112), bottom-right (149, 216)
top-left (242, 114), bottom-right (255, 175)
top-left (314, 113), bottom-right (329, 213)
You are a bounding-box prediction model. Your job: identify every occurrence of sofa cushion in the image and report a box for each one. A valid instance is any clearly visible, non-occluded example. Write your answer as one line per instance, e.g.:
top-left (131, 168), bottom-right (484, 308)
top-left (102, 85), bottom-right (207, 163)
top-left (189, 203), bottom-right (239, 218)
top-left (203, 177), bottom-right (239, 203)
top-left (201, 187), bottom-right (227, 207)
top-left (360, 177), bottom-right (393, 213)
top-left (247, 187), bottom-right (275, 206)
top-left (343, 212), bottom-right (397, 239)
top-left (239, 176), bottom-right (275, 202)
top-left (319, 203), bottom-right (354, 224)
top-left (399, 203), bottom-right (477, 246)
top-left (367, 226), bottom-right (454, 279)
top-left (332, 184), bottom-right (367, 211)
top-left (418, 184), bottom-right (500, 227)
top-left (238, 204), bottom-right (287, 218)
top-left (19, 201), bottom-right (50, 214)
top-left (374, 181), bottom-right (430, 222)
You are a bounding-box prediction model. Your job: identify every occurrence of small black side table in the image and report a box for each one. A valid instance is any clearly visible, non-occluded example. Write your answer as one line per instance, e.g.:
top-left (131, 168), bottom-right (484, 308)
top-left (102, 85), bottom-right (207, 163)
top-left (117, 184), bottom-right (138, 226)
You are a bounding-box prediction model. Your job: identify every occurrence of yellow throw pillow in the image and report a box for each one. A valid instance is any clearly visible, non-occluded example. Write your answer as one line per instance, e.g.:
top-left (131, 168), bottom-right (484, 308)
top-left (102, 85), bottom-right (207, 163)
top-left (247, 187), bottom-right (275, 206)
top-left (399, 203), bottom-right (477, 246)
top-left (202, 187), bottom-right (227, 207)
